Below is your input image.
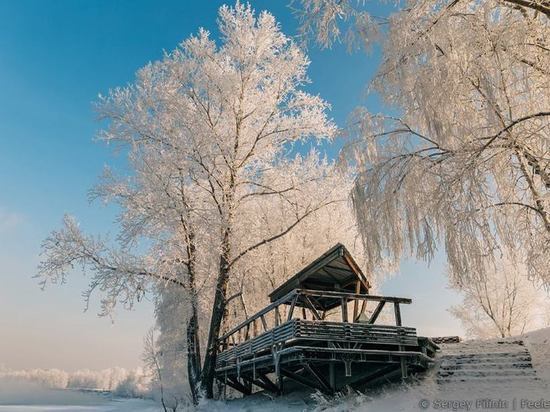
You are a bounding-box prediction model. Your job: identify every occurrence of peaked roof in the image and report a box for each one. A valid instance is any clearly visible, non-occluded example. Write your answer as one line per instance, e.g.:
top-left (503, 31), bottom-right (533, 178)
top-left (269, 243), bottom-right (370, 303)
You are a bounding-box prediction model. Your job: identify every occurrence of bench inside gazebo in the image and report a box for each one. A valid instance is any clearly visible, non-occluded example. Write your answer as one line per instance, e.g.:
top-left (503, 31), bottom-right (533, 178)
top-left (215, 243), bottom-right (438, 396)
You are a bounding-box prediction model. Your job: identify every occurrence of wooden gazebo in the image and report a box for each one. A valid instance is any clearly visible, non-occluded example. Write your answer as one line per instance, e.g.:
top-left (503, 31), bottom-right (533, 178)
top-left (215, 244), bottom-right (438, 396)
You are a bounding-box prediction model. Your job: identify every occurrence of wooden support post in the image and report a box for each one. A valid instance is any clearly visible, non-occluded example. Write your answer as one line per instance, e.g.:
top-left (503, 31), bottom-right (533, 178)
top-left (274, 306), bottom-right (281, 327)
top-left (329, 362), bottom-right (335, 391)
top-left (352, 281), bottom-right (360, 322)
top-left (341, 297), bottom-right (348, 322)
top-left (344, 360), bottom-right (352, 377)
top-left (260, 315), bottom-right (268, 331)
top-left (394, 302), bottom-right (402, 326)
top-left (400, 357), bottom-right (408, 380)
top-left (272, 344), bottom-right (283, 394)
top-left (359, 299), bottom-right (367, 318)
top-left (393, 302), bottom-right (407, 379)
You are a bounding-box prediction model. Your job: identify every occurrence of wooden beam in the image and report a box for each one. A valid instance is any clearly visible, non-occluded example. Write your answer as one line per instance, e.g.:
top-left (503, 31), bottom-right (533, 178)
top-left (297, 289), bottom-right (412, 304)
top-left (342, 252), bottom-right (370, 292)
top-left (368, 301), bottom-right (386, 324)
top-left (258, 374), bottom-right (280, 394)
top-left (301, 295), bottom-right (322, 320)
top-left (287, 295), bottom-right (297, 321)
top-left (351, 364), bottom-right (399, 387)
top-left (304, 364), bottom-right (332, 393)
top-left (241, 374), bottom-right (278, 395)
top-left (319, 267), bottom-right (342, 284)
top-left (226, 377), bottom-right (252, 396)
top-left (324, 264), bottom-right (355, 276)
top-left (280, 368), bottom-right (329, 393)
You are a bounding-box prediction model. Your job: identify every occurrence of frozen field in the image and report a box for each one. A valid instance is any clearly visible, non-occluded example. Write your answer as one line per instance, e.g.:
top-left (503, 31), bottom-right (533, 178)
top-left (0, 381), bottom-right (157, 412)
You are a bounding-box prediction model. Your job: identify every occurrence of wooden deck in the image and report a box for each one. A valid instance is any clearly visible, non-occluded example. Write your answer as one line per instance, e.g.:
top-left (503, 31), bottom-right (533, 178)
top-left (215, 289), bottom-right (438, 395)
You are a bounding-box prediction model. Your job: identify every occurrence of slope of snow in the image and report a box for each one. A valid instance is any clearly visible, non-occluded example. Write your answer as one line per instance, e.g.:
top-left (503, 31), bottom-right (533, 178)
top-left (523, 326), bottom-right (550, 384)
top-left (199, 327), bottom-right (550, 411)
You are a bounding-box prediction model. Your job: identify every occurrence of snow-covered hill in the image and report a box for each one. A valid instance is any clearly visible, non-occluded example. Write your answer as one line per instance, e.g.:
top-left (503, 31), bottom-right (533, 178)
top-left (199, 327), bottom-right (550, 411)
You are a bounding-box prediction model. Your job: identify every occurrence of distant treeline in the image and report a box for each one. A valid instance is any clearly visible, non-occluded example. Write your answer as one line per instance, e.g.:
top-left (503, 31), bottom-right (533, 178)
top-left (0, 366), bottom-right (151, 397)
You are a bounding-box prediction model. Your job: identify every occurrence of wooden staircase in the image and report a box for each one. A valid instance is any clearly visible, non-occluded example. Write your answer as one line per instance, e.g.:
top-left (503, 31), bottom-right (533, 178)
top-left (437, 339), bottom-right (541, 385)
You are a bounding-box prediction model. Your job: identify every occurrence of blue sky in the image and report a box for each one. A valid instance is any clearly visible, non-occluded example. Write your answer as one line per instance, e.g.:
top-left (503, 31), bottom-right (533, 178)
top-left (0, 0), bottom-right (462, 371)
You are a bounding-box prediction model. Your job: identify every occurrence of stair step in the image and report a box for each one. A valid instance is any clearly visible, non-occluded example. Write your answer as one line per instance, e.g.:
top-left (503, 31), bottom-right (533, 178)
top-left (439, 362), bottom-right (534, 371)
top-left (439, 354), bottom-right (531, 363)
top-left (438, 369), bottom-right (536, 378)
top-left (436, 340), bottom-right (542, 388)
top-left (437, 375), bottom-right (541, 384)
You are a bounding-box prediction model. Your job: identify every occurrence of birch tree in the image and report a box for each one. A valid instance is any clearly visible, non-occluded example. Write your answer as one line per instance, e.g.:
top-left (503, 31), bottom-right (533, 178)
top-left (295, 0), bottom-right (550, 286)
top-left (38, 2), bottom-right (337, 400)
top-left (450, 252), bottom-right (550, 339)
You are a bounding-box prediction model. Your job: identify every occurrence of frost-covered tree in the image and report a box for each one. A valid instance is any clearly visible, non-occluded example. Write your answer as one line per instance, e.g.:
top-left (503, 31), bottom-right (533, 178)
top-left (292, 0), bottom-right (550, 48)
top-left (143, 327), bottom-right (177, 412)
top-left (295, 0), bottom-right (550, 286)
top-left (153, 288), bottom-right (191, 409)
top-left (450, 252), bottom-right (550, 339)
top-left (37, 2), bottom-right (338, 400)
top-left (224, 153), bottom-right (371, 327)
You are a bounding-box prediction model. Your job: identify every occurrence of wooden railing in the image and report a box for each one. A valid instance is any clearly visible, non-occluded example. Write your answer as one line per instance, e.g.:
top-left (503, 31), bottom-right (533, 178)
top-left (217, 289), bottom-right (413, 356)
top-left (216, 319), bottom-right (419, 368)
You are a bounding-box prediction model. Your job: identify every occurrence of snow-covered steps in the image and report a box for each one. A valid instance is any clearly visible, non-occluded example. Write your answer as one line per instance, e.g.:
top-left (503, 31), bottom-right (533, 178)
top-left (435, 339), bottom-right (543, 386)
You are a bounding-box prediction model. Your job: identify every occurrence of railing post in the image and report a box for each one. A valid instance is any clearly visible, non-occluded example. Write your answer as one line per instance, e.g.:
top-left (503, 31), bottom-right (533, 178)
top-left (352, 281), bottom-right (360, 322)
top-left (275, 306), bottom-right (280, 327)
top-left (394, 302), bottom-right (408, 379)
top-left (341, 298), bottom-right (348, 322)
top-left (394, 302), bottom-right (402, 326)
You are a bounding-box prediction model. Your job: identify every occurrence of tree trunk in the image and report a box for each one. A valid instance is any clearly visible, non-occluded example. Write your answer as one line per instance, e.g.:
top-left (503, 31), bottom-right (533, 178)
top-left (187, 310), bottom-right (201, 403)
top-left (200, 231), bottom-right (231, 398)
top-left (184, 238), bottom-right (202, 403)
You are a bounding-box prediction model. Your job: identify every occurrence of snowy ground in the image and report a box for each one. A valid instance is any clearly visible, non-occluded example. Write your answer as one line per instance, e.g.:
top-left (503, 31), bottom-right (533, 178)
top-left (2, 328), bottom-right (549, 411)
top-left (199, 327), bottom-right (550, 412)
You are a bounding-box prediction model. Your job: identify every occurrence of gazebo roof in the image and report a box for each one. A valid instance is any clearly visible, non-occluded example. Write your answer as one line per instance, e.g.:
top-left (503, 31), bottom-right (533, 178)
top-left (269, 243), bottom-right (370, 305)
